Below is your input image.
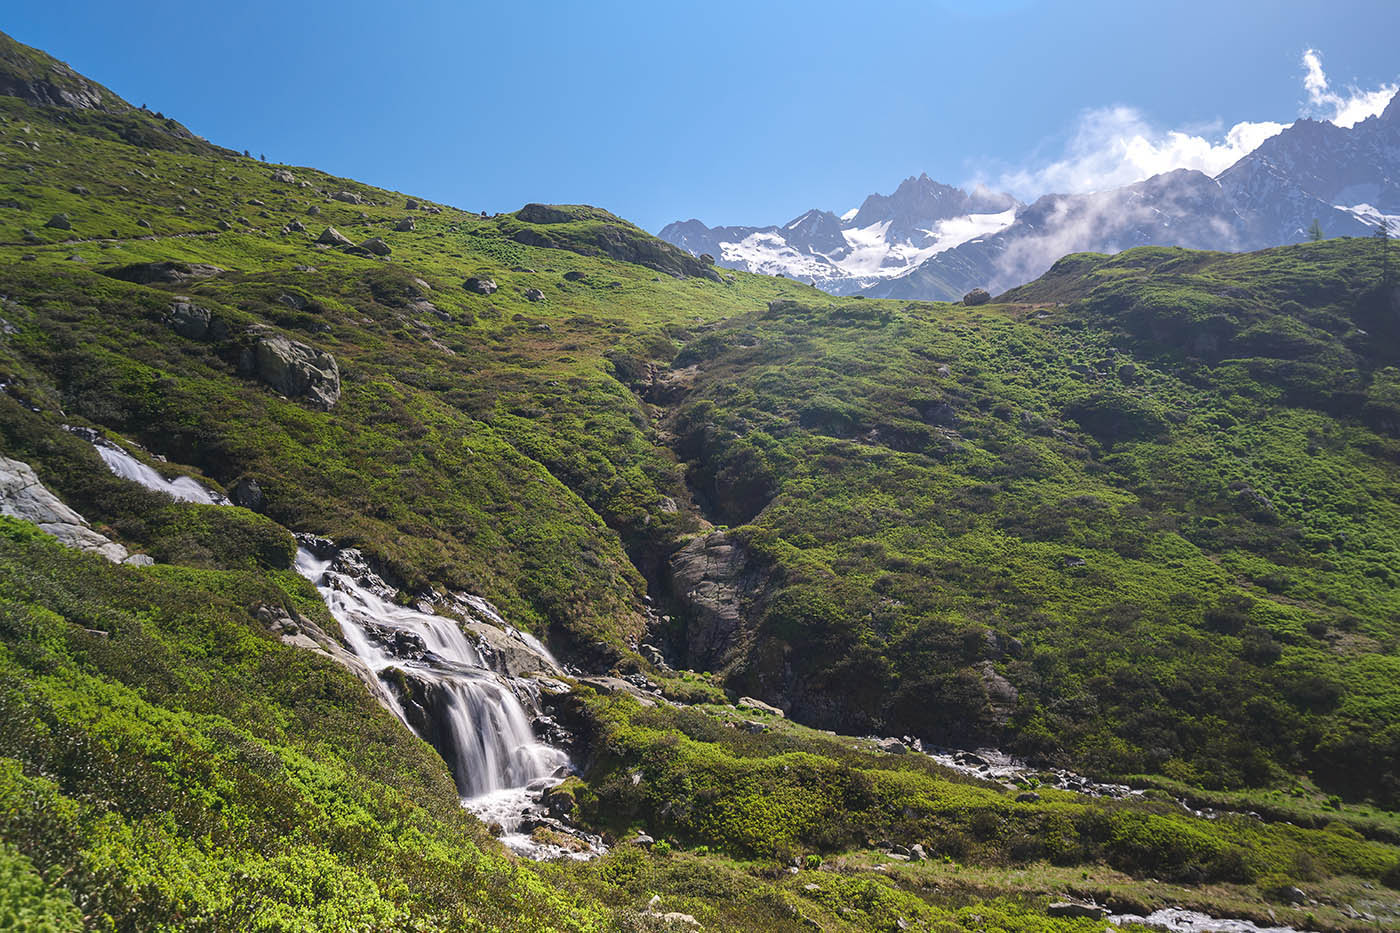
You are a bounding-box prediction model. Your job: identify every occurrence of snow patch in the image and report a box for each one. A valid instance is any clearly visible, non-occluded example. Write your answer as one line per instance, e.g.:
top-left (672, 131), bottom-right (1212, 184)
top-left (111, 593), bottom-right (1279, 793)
top-left (1341, 202), bottom-right (1400, 229)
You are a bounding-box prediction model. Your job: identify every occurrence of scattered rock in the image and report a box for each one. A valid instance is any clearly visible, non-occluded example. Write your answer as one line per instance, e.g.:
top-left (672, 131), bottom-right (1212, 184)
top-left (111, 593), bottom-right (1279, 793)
top-left (562, 270), bottom-right (586, 282)
top-left (271, 169), bottom-right (296, 184)
top-left (463, 276), bottom-right (497, 295)
top-left (877, 737), bottom-right (908, 755)
top-left (216, 219), bottom-right (232, 231)
top-left (69, 185), bottom-right (90, 195)
top-left (740, 720), bottom-right (769, 734)
top-left (631, 833), bottom-right (655, 847)
top-left (357, 237), bottom-right (391, 256)
top-left (332, 190), bottom-right (362, 204)
top-left (962, 288), bottom-right (991, 306)
top-left (315, 227), bottom-right (353, 247)
top-left (908, 843), bottom-right (926, 861)
top-left (45, 212), bottom-right (71, 230)
top-left (1016, 791), bottom-right (1041, 803)
top-left (394, 217), bottom-right (415, 232)
top-left (523, 287), bottom-right (545, 302)
top-left (285, 219), bottom-right (306, 233)
top-left (136, 218), bottom-right (151, 228)
top-left (405, 198), bottom-right (419, 210)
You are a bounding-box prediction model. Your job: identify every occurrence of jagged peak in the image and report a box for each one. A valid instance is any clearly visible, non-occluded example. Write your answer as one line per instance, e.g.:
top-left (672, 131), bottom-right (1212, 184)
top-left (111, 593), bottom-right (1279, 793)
top-left (1381, 88), bottom-right (1400, 123)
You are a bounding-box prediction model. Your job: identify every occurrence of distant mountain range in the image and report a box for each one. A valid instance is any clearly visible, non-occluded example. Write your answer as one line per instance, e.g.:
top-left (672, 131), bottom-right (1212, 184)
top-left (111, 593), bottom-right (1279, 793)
top-left (661, 92), bottom-right (1400, 300)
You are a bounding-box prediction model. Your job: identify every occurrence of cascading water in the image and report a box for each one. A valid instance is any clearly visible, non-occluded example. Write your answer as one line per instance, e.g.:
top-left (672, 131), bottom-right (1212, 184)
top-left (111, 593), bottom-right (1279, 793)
top-left (91, 441), bottom-right (228, 505)
top-left (292, 545), bottom-right (593, 857)
top-left (84, 433), bottom-right (593, 858)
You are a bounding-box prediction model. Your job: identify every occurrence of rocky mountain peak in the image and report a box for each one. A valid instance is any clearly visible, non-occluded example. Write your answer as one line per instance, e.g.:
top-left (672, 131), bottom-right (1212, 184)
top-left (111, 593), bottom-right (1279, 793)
top-left (1380, 88), bottom-right (1400, 123)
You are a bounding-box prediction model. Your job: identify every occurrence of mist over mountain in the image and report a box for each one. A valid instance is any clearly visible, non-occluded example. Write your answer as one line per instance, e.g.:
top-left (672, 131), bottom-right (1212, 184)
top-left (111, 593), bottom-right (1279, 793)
top-left (663, 91), bottom-right (1400, 300)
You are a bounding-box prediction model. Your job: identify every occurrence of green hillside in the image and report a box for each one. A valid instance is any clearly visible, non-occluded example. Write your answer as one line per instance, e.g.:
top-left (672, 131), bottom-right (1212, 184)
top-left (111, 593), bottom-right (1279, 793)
top-left (1, 30), bottom-right (1399, 932)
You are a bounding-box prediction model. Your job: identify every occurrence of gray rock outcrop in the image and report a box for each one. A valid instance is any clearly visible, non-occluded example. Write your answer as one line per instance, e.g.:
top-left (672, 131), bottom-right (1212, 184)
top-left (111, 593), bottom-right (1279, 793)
top-left (241, 326), bottom-right (341, 409)
top-left (668, 531), bottom-right (769, 669)
top-left (103, 260), bottom-right (224, 285)
top-left (0, 455), bottom-right (140, 564)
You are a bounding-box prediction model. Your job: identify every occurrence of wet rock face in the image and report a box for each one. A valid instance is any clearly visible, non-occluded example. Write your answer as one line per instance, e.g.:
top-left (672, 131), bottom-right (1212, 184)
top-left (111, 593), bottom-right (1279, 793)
top-left (381, 667), bottom-right (471, 790)
top-left (667, 531), bottom-right (770, 671)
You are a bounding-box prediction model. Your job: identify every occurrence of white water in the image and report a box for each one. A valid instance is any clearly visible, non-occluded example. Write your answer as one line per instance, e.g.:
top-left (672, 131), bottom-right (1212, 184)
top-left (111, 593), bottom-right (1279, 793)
top-left (94, 442), bottom-right (226, 505)
top-left (293, 548), bottom-right (569, 796)
top-left (293, 547), bottom-right (589, 857)
top-left (1109, 908), bottom-right (1314, 933)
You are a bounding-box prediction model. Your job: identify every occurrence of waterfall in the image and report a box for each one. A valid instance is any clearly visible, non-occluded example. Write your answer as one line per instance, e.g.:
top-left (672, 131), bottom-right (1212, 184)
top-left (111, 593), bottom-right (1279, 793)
top-left (91, 441), bottom-right (227, 505)
top-left (293, 546), bottom-right (590, 857)
top-left (86, 433), bottom-right (591, 857)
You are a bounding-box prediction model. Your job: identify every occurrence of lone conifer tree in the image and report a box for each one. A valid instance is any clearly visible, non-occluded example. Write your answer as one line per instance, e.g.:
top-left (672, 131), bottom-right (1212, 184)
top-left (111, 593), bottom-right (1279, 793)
top-left (1308, 218), bottom-right (1324, 241)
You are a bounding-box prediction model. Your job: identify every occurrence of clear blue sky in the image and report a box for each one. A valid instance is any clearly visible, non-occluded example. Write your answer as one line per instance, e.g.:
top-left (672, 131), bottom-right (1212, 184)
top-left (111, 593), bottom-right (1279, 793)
top-left (5, 1), bottom-right (1397, 230)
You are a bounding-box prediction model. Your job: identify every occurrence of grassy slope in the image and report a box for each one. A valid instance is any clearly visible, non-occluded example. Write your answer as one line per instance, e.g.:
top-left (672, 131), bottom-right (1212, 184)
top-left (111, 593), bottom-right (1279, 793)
top-left (0, 30), bottom-right (1399, 932)
top-left (663, 242), bottom-right (1400, 805)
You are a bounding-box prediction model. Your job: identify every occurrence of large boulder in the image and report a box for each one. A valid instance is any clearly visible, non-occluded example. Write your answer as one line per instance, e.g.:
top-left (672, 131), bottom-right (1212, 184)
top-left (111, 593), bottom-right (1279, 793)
top-left (962, 288), bottom-right (991, 306)
top-left (241, 327), bottom-right (341, 409)
top-left (0, 455), bottom-right (135, 563)
top-left (103, 260), bottom-right (224, 285)
top-left (167, 299), bottom-right (212, 339)
top-left (463, 276), bottom-right (498, 295)
top-left (357, 237), bottom-right (391, 256)
top-left (315, 226), bottom-right (353, 247)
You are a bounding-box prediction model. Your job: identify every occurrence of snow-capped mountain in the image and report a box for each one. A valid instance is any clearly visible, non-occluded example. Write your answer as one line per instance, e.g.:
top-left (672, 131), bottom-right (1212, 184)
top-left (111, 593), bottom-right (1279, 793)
top-left (1220, 90), bottom-right (1400, 242)
top-left (663, 91), bottom-right (1400, 301)
top-left (658, 174), bottom-right (1020, 295)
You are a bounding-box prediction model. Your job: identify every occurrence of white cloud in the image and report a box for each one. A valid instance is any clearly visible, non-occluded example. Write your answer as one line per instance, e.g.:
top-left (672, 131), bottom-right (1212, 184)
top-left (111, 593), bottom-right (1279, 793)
top-left (992, 106), bottom-right (1286, 199)
top-left (983, 49), bottom-right (1395, 201)
top-left (1301, 48), bottom-right (1396, 128)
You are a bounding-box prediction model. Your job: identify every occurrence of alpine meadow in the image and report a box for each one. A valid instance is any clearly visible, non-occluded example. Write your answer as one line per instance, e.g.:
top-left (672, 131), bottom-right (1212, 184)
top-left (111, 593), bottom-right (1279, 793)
top-left (1, 16), bottom-right (1400, 933)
